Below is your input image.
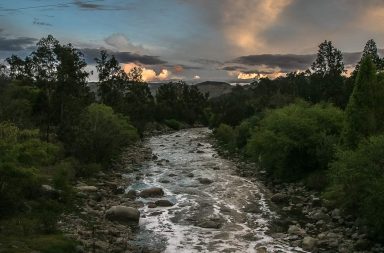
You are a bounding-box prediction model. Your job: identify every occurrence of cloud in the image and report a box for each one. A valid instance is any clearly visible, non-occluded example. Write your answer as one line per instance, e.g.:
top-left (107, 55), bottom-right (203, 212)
top-left (33, 18), bottom-right (52, 26)
top-left (231, 54), bottom-right (315, 72)
top-left (104, 33), bottom-right (144, 53)
top-left (81, 48), bottom-right (166, 65)
top-left (193, 75), bottom-right (201, 80)
top-left (73, 0), bottom-right (133, 11)
top-left (0, 36), bottom-right (37, 51)
top-left (123, 63), bottom-right (170, 82)
top-left (230, 51), bottom-right (370, 73)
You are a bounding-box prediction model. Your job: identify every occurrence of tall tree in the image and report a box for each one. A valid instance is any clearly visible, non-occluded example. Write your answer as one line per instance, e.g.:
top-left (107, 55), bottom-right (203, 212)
top-left (310, 40), bottom-right (346, 107)
top-left (311, 40), bottom-right (344, 76)
top-left (95, 50), bottom-right (128, 109)
top-left (342, 56), bottom-right (383, 147)
top-left (353, 39), bottom-right (383, 76)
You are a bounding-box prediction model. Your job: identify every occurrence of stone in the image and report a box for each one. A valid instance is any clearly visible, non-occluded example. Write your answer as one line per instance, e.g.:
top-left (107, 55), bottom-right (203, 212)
top-left (139, 187), bottom-right (164, 198)
top-left (197, 178), bottom-right (213, 185)
top-left (270, 193), bottom-right (289, 204)
top-left (187, 173), bottom-right (194, 178)
top-left (287, 225), bottom-right (306, 237)
top-left (125, 189), bottom-right (137, 199)
top-left (197, 220), bottom-right (222, 229)
top-left (256, 247), bottom-right (267, 253)
top-left (155, 199), bottom-right (174, 207)
top-left (354, 238), bottom-right (372, 251)
top-left (105, 206), bottom-right (140, 224)
top-left (147, 202), bottom-right (157, 208)
top-left (243, 203), bottom-right (261, 214)
top-left (331, 208), bottom-right (341, 219)
top-left (302, 236), bottom-right (317, 251)
top-left (75, 185), bottom-right (98, 192)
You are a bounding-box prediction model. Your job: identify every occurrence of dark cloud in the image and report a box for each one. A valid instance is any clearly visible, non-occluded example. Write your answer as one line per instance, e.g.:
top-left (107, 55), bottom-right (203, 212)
top-left (221, 65), bottom-right (246, 71)
top-left (33, 18), bottom-right (52, 26)
top-left (82, 48), bottom-right (166, 65)
top-left (74, 0), bottom-right (105, 10)
top-left (230, 51), bottom-right (370, 72)
top-left (0, 36), bottom-right (37, 51)
top-left (231, 54), bottom-right (315, 72)
top-left (164, 64), bottom-right (202, 70)
top-left (191, 58), bottom-right (223, 65)
top-left (73, 0), bottom-right (133, 11)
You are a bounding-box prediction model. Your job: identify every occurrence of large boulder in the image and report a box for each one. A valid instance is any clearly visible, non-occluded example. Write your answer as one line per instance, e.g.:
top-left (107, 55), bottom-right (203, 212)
top-left (105, 206), bottom-right (140, 224)
top-left (139, 187), bottom-right (164, 198)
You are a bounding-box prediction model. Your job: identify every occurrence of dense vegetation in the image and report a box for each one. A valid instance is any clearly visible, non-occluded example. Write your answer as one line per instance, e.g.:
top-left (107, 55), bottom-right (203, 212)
top-left (2, 33), bottom-right (384, 247)
top-left (212, 39), bottom-right (384, 240)
top-left (0, 35), bottom-right (207, 251)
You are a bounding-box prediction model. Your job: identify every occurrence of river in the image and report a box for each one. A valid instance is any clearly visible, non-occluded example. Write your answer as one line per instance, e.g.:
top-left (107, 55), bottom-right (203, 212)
top-left (128, 128), bottom-right (306, 253)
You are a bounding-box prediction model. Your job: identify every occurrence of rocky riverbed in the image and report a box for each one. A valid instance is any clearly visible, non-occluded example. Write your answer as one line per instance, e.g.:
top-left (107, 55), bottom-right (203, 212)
top-left (59, 128), bottom-right (384, 253)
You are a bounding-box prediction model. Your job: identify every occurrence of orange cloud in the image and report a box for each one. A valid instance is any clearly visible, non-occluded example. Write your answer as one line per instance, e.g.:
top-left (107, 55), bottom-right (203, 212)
top-left (123, 63), bottom-right (170, 81)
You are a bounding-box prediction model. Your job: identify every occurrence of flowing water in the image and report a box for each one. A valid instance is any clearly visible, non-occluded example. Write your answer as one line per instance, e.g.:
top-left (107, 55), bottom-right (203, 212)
top-left (128, 128), bottom-right (305, 253)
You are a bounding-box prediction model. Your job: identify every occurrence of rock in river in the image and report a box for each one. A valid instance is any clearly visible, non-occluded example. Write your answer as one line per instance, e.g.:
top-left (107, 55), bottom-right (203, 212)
top-left (155, 199), bottom-right (174, 207)
top-left (197, 178), bottom-right (213, 185)
top-left (139, 187), bottom-right (164, 198)
top-left (105, 205), bottom-right (140, 224)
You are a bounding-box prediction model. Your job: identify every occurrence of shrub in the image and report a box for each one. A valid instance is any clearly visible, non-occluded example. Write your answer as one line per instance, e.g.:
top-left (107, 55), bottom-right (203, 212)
top-left (0, 122), bottom-right (61, 215)
top-left (164, 119), bottom-right (185, 130)
top-left (214, 124), bottom-right (234, 147)
top-left (327, 135), bottom-right (384, 238)
top-left (70, 103), bottom-right (139, 167)
top-left (246, 101), bottom-right (344, 181)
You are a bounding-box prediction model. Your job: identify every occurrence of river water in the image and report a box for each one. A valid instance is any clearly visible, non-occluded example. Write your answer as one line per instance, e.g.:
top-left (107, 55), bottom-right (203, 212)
top-left (128, 128), bottom-right (305, 253)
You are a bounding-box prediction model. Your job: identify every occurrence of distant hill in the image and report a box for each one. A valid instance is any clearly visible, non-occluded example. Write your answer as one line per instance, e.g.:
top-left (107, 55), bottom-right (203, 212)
top-left (195, 81), bottom-right (233, 98)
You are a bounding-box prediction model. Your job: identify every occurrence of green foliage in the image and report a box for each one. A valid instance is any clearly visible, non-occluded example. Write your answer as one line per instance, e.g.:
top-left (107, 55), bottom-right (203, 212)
top-left (209, 85), bottom-right (255, 127)
top-left (327, 135), bottom-right (384, 238)
top-left (214, 124), bottom-right (235, 148)
top-left (0, 82), bottom-right (40, 128)
top-left (0, 122), bottom-right (62, 215)
top-left (342, 56), bottom-right (384, 147)
top-left (156, 81), bottom-right (208, 124)
top-left (246, 101), bottom-right (344, 181)
top-left (70, 103), bottom-right (139, 167)
top-left (164, 119), bottom-right (186, 130)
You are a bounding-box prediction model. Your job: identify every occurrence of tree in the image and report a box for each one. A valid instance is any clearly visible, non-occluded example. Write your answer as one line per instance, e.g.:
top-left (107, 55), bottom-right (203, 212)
top-left (353, 39), bottom-right (383, 76)
top-left (95, 50), bottom-right (128, 109)
top-left (156, 81), bottom-right (208, 124)
top-left (342, 56), bottom-right (383, 147)
top-left (311, 40), bottom-right (344, 76)
top-left (310, 40), bottom-right (346, 107)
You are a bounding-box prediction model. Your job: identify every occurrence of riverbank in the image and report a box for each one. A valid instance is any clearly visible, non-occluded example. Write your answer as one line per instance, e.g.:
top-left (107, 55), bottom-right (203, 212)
top-left (57, 142), bottom-right (155, 253)
top-left (214, 146), bottom-right (384, 252)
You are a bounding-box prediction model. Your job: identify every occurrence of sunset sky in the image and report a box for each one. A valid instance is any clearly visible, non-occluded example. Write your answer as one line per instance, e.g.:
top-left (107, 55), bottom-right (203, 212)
top-left (1, 0), bottom-right (384, 82)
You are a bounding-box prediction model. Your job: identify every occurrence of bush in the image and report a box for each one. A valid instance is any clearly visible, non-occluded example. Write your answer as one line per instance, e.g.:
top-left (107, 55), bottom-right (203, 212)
top-left (246, 101), bottom-right (344, 181)
top-left (327, 135), bottom-right (384, 239)
top-left (214, 124), bottom-right (234, 147)
top-left (70, 103), bottom-right (139, 167)
top-left (0, 122), bottom-right (61, 215)
top-left (164, 119), bottom-right (186, 130)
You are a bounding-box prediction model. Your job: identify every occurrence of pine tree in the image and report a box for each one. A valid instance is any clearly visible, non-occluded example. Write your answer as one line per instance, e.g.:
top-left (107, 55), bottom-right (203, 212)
top-left (342, 56), bottom-right (381, 147)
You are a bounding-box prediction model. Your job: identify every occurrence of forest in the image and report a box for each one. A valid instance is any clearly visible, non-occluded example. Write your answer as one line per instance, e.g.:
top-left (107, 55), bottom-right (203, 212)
top-left (1, 35), bottom-right (384, 251)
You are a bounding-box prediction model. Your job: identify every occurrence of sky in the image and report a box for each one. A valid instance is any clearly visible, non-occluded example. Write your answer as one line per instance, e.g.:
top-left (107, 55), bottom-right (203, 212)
top-left (1, 0), bottom-right (384, 82)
